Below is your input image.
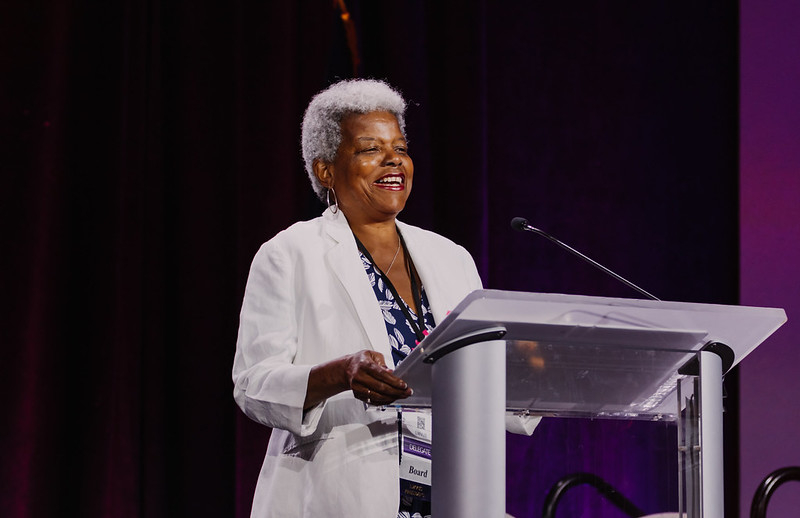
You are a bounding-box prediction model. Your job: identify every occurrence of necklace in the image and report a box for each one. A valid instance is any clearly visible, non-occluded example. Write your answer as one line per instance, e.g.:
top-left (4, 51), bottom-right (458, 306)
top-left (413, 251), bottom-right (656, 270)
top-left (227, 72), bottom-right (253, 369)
top-left (353, 230), bottom-right (425, 341)
top-left (384, 235), bottom-right (402, 275)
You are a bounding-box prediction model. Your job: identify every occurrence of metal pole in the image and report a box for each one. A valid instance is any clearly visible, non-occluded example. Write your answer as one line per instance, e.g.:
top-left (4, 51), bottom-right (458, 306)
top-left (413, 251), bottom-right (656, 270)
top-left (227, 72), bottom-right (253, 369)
top-left (431, 339), bottom-right (506, 517)
top-left (699, 351), bottom-right (724, 518)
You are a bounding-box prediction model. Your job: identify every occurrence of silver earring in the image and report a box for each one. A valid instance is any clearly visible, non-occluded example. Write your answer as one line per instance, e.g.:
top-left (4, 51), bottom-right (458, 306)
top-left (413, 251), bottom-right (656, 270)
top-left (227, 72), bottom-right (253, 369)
top-left (326, 187), bottom-right (339, 214)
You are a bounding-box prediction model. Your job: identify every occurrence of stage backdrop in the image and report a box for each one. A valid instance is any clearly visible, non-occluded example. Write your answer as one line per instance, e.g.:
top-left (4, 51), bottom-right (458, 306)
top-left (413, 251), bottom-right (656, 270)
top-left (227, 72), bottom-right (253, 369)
top-left (739, 0), bottom-right (800, 516)
top-left (2, 1), bottom-right (762, 517)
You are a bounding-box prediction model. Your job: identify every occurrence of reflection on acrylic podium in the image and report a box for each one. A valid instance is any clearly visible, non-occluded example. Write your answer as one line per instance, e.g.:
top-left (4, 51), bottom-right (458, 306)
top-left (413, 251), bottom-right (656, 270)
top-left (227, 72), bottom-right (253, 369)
top-left (392, 290), bottom-right (786, 518)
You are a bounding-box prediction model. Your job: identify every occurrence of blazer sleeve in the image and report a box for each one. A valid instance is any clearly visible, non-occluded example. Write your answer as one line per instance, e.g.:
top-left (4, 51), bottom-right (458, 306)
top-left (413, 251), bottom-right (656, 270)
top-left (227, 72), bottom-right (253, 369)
top-left (460, 245), bottom-right (483, 293)
top-left (232, 240), bottom-right (325, 437)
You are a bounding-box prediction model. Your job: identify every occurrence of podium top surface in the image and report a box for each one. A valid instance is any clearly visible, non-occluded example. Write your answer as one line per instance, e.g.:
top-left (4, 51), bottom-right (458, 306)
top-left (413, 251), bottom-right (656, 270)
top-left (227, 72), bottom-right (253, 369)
top-left (392, 290), bottom-right (786, 420)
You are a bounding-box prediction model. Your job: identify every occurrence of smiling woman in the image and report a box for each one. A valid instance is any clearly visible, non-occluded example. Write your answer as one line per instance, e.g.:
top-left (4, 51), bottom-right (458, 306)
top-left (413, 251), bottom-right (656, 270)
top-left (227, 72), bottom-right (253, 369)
top-left (315, 110), bottom-right (414, 231)
top-left (231, 79), bottom-right (527, 518)
top-left (314, 110), bottom-right (418, 306)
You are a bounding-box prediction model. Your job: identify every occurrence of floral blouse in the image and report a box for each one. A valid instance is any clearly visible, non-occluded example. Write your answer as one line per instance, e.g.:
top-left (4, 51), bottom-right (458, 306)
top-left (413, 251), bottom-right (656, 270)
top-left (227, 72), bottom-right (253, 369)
top-left (359, 252), bottom-right (436, 366)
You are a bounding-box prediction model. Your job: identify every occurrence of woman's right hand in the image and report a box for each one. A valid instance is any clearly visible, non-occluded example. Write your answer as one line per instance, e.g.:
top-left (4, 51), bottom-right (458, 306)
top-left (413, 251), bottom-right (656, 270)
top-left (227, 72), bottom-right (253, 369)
top-left (342, 350), bottom-right (413, 406)
top-left (304, 350), bottom-right (412, 410)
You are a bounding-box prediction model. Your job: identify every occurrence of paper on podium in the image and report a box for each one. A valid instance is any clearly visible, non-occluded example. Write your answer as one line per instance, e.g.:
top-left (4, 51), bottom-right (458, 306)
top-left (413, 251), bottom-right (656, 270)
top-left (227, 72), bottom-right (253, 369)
top-left (392, 290), bottom-right (786, 420)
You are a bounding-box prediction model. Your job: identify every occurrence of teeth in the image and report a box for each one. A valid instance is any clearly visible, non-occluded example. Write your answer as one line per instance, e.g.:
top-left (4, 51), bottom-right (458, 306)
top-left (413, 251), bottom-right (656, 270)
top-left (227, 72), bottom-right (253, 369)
top-left (376, 176), bottom-right (403, 185)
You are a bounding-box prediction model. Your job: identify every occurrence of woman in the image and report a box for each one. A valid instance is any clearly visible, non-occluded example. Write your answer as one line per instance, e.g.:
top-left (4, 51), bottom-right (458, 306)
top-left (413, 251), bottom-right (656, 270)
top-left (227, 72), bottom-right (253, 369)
top-left (233, 79), bottom-right (532, 517)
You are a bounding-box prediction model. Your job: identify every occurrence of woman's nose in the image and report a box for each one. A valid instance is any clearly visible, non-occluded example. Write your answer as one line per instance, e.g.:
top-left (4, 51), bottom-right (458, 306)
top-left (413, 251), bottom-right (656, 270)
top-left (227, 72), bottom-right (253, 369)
top-left (384, 150), bottom-right (403, 167)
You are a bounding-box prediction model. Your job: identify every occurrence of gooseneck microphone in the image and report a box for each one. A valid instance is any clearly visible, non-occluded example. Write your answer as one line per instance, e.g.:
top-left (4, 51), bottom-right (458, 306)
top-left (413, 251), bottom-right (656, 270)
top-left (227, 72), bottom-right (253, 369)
top-left (510, 217), bottom-right (660, 301)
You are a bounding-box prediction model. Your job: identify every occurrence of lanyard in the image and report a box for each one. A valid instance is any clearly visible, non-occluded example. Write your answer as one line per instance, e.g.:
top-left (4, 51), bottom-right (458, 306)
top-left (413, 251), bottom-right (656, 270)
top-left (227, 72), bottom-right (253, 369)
top-left (353, 229), bottom-right (428, 471)
top-left (353, 229), bottom-right (426, 342)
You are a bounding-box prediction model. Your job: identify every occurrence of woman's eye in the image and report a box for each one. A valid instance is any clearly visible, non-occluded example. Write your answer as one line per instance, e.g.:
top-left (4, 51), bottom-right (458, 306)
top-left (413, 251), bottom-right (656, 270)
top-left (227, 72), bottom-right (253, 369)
top-left (395, 147), bottom-right (407, 154)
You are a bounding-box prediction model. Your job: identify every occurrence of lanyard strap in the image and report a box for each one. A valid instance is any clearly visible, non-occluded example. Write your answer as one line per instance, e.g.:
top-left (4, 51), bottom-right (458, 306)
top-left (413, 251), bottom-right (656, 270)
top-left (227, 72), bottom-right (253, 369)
top-left (354, 230), bottom-right (426, 342)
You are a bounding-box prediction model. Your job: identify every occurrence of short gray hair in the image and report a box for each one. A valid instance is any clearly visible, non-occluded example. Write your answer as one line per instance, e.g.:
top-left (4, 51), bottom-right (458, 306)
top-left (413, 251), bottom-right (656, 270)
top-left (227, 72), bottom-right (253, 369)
top-left (301, 79), bottom-right (407, 201)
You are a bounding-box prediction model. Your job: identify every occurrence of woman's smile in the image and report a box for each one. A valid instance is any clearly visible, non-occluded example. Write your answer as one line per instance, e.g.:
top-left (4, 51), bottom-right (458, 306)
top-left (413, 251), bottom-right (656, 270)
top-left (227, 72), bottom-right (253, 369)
top-left (373, 172), bottom-right (406, 190)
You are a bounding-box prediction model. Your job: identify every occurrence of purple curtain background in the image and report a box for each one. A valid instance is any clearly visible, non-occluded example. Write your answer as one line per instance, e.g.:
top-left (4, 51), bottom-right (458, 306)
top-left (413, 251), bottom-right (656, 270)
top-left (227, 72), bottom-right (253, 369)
top-left (739, 0), bottom-right (800, 517)
top-left (2, 1), bottom-right (794, 517)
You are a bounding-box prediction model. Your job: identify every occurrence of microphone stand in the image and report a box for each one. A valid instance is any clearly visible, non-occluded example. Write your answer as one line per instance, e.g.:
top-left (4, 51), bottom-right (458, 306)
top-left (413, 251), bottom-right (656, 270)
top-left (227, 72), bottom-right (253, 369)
top-left (510, 217), bottom-right (660, 301)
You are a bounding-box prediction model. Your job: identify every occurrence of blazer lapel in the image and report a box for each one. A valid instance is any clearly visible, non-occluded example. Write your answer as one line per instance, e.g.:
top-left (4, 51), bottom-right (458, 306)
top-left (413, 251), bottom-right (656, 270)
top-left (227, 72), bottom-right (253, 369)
top-left (397, 221), bottom-right (450, 326)
top-left (322, 209), bottom-right (396, 368)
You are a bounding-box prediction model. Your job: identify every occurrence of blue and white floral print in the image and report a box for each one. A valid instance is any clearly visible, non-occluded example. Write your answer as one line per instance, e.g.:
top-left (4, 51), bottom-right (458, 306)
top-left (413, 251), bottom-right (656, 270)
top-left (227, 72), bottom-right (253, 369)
top-left (360, 251), bottom-right (437, 518)
top-left (359, 252), bottom-right (436, 366)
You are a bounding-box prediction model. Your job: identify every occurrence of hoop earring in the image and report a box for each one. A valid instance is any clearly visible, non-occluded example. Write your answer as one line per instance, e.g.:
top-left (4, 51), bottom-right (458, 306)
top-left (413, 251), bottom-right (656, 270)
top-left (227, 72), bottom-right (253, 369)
top-left (326, 187), bottom-right (339, 214)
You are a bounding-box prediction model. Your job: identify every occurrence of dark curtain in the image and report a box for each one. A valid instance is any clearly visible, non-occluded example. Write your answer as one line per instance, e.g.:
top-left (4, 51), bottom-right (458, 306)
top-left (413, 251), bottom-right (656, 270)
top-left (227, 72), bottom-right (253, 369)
top-left (1, 1), bottom-right (738, 517)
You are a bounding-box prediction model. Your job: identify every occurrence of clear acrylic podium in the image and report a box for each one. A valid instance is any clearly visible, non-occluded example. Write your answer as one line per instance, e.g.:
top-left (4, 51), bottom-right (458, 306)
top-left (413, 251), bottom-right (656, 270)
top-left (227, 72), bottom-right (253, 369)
top-left (391, 290), bottom-right (787, 518)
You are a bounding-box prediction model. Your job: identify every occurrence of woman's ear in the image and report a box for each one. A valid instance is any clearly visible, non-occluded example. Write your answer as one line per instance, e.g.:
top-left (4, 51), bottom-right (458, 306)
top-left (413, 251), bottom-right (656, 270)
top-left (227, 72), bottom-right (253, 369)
top-left (313, 159), bottom-right (333, 189)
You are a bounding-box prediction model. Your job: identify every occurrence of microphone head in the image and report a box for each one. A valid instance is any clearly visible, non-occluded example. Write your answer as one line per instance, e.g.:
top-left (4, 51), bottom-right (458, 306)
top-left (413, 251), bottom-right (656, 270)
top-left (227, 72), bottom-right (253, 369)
top-left (510, 217), bottom-right (529, 232)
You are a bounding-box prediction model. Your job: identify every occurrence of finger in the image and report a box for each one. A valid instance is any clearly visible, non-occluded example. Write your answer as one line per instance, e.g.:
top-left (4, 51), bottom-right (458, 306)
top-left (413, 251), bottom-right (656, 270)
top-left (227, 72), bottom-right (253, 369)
top-left (352, 379), bottom-right (411, 405)
top-left (353, 367), bottom-right (410, 395)
top-left (354, 377), bottom-right (412, 401)
top-left (351, 384), bottom-right (372, 403)
top-left (360, 359), bottom-right (408, 388)
top-left (350, 353), bottom-right (407, 390)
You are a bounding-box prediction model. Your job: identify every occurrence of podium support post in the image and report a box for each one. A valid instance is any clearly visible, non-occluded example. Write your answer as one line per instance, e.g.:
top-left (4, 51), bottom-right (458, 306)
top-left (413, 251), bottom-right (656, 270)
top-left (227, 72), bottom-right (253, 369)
top-left (431, 339), bottom-right (506, 518)
top-left (699, 351), bottom-right (724, 518)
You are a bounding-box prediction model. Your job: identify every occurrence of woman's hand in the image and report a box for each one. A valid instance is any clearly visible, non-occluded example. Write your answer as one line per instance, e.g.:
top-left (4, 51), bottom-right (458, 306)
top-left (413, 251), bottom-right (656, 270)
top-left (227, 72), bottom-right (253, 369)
top-left (304, 350), bottom-right (412, 410)
top-left (342, 350), bottom-right (412, 406)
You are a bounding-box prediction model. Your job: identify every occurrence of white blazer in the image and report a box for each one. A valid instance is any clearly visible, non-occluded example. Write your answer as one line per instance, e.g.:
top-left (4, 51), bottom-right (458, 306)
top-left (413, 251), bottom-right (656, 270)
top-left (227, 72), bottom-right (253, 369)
top-left (233, 208), bottom-right (484, 517)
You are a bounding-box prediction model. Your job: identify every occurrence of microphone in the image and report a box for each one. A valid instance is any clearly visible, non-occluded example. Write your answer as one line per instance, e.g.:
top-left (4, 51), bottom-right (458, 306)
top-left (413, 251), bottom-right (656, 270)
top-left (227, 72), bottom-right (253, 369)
top-left (510, 217), bottom-right (660, 301)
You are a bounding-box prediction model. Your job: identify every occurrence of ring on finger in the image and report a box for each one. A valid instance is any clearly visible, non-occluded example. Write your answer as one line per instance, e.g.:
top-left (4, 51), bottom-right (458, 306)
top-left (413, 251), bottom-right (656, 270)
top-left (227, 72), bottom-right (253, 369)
top-left (366, 389), bottom-right (371, 405)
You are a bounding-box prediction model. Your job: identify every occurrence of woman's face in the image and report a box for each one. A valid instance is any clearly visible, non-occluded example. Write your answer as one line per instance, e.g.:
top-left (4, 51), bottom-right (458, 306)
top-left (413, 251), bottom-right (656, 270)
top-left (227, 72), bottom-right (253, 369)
top-left (321, 110), bottom-right (413, 223)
